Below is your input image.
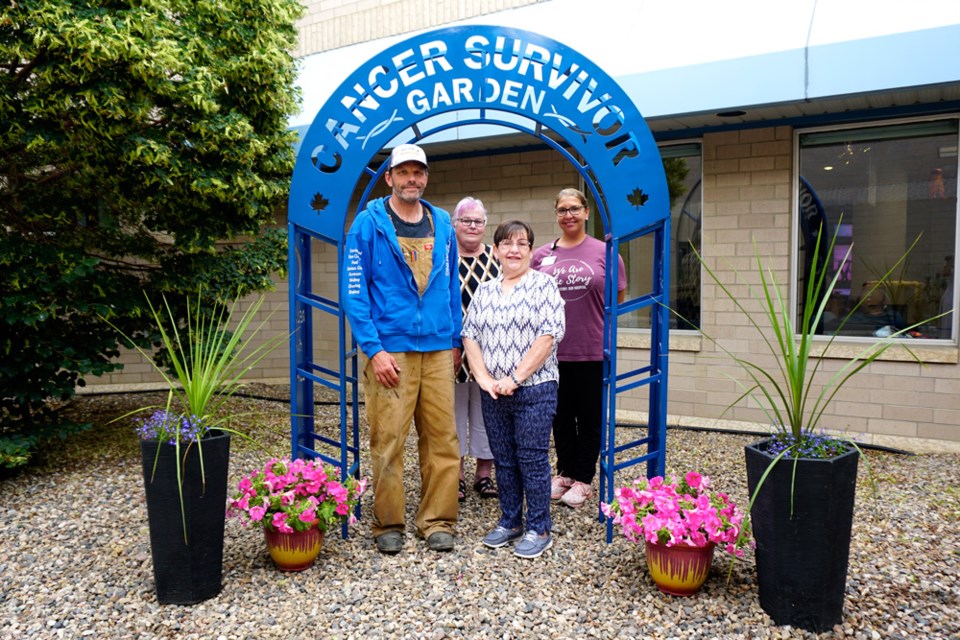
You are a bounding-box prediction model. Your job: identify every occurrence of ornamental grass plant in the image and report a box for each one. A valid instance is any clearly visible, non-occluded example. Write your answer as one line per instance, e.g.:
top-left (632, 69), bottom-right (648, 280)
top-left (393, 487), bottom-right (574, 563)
top-left (688, 225), bottom-right (949, 460)
top-left (111, 290), bottom-right (286, 446)
top-left (136, 292), bottom-right (286, 433)
top-left (106, 290), bottom-right (287, 539)
top-left (686, 224), bottom-right (951, 629)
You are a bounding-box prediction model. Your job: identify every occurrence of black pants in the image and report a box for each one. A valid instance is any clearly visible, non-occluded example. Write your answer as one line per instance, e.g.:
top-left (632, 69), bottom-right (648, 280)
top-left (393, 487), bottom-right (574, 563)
top-left (553, 360), bottom-right (603, 484)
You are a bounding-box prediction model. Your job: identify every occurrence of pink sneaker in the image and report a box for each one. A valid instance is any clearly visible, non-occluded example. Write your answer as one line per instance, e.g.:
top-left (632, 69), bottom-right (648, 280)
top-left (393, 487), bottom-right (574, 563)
top-left (550, 475), bottom-right (574, 501)
top-left (560, 481), bottom-right (593, 509)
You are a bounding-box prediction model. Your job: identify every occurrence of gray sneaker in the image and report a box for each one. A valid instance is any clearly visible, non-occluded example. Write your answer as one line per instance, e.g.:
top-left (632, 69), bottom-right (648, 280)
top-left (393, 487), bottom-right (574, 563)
top-left (482, 526), bottom-right (523, 549)
top-left (513, 531), bottom-right (553, 559)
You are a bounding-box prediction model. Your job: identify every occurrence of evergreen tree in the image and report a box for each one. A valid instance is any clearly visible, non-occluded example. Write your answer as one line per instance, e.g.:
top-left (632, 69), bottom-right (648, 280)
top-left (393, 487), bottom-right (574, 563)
top-left (0, 0), bottom-right (303, 466)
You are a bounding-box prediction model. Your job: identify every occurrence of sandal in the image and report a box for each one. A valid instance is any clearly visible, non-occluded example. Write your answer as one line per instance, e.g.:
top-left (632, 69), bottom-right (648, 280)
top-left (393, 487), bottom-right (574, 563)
top-left (458, 479), bottom-right (467, 502)
top-left (474, 476), bottom-right (498, 499)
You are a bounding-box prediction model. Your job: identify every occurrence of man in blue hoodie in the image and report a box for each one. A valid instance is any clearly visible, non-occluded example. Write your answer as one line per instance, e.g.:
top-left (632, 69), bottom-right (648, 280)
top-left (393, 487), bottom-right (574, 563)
top-left (342, 144), bottom-right (461, 554)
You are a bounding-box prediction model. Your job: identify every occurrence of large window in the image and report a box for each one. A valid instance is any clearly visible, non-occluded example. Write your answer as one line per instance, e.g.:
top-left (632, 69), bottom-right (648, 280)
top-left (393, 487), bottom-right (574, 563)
top-left (798, 119), bottom-right (958, 340)
top-left (619, 143), bottom-right (702, 330)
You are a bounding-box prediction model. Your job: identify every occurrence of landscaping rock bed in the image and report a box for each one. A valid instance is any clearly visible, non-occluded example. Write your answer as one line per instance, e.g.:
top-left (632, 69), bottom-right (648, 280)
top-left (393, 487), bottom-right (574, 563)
top-left (0, 385), bottom-right (956, 639)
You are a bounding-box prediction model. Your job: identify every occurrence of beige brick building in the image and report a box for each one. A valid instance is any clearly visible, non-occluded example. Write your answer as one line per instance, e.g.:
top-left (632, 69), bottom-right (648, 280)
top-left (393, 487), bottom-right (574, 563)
top-left (294, 0), bottom-right (546, 56)
top-left (91, 1), bottom-right (960, 449)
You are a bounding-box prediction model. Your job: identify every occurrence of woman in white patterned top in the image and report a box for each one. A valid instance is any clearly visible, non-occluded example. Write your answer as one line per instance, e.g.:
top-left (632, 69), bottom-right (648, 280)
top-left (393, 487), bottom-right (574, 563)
top-left (461, 220), bottom-right (566, 560)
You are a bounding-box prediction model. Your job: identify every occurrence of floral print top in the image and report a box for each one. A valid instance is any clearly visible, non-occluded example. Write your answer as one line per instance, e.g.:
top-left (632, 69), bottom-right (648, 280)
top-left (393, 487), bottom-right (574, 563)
top-left (461, 268), bottom-right (565, 386)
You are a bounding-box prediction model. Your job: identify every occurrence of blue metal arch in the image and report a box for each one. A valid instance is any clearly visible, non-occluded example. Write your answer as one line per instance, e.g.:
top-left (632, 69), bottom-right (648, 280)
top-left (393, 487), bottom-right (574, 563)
top-left (287, 25), bottom-right (671, 541)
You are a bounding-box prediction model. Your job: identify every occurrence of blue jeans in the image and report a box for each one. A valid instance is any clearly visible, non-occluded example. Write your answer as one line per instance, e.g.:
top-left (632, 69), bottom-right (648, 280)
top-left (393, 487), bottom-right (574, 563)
top-left (481, 381), bottom-right (557, 535)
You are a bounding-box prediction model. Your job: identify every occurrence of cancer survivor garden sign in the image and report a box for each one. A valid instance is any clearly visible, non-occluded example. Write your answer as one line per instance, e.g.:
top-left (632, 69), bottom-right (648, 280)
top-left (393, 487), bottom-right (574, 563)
top-left (289, 25), bottom-right (668, 239)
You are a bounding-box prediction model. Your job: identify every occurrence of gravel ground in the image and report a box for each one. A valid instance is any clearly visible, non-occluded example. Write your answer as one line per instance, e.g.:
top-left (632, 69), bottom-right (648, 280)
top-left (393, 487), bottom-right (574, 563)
top-left (1, 385), bottom-right (957, 639)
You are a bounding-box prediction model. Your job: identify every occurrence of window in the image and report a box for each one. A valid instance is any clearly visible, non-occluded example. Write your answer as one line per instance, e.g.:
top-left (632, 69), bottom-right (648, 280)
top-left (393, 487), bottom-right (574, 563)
top-left (618, 143), bottom-right (702, 330)
top-left (798, 119), bottom-right (958, 340)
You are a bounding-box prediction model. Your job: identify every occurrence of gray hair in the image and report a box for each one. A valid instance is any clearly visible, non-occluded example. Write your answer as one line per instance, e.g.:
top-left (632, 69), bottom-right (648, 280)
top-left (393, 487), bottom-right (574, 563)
top-left (453, 196), bottom-right (487, 221)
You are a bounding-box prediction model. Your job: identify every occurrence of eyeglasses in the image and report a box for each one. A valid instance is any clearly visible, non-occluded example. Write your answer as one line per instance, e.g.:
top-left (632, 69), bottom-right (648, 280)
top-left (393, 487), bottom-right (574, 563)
top-left (498, 240), bottom-right (531, 250)
top-left (457, 218), bottom-right (486, 227)
top-left (555, 205), bottom-right (585, 217)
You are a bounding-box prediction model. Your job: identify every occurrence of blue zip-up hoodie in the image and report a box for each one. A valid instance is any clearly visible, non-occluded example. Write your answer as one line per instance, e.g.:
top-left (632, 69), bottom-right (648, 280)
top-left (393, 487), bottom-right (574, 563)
top-left (342, 196), bottom-right (462, 358)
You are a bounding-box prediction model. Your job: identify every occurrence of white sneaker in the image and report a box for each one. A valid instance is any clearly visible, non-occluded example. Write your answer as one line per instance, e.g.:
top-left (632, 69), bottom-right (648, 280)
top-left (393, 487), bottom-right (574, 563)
top-left (560, 481), bottom-right (593, 509)
top-left (550, 475), bottom-right (574, 501)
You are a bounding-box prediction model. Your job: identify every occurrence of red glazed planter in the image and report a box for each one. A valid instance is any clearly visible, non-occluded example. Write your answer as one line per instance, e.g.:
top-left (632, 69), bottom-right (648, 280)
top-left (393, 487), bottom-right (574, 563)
top-left (644, 541), bottom-right (715, 596)
top-left (263, 527), bottom-right (324, 571)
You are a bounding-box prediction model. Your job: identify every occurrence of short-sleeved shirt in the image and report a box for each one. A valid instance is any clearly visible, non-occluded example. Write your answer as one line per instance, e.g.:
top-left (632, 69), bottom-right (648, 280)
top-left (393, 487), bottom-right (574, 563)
top-left (531, 235), bottom-right (626, 361)
top-left (461, 269), bottom-right (565, 386)
top-left (457, 245), bottom-right (500, 383)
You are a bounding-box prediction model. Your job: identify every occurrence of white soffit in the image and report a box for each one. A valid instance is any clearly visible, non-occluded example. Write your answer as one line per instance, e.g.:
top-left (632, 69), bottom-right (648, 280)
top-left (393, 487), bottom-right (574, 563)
top-left (291, 0), bottom-right (960, 132)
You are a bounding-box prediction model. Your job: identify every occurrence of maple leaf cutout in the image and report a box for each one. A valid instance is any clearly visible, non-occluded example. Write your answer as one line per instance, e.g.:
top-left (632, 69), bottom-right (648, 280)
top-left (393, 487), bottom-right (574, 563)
top-left (627, 188), bottom-right (649, 209)
top-left (311, 193), bottom-right (329, 212)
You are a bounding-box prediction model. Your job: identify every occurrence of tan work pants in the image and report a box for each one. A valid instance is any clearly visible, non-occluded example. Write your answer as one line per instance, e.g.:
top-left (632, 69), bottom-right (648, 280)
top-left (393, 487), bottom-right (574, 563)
top-left (363, 350), bottom-right (459, 538)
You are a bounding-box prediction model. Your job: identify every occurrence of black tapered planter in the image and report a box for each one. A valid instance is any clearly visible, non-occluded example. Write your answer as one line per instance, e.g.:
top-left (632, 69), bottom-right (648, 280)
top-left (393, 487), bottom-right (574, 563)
top-left (140, 430), bottom-right (231, 605)
top-left (745, 439), bottom-right (858, 632)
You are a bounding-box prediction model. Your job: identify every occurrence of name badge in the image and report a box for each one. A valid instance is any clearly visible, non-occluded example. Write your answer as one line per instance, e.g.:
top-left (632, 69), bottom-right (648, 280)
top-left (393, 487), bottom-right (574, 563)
top-left (541, 255), bottom-right (557, 266)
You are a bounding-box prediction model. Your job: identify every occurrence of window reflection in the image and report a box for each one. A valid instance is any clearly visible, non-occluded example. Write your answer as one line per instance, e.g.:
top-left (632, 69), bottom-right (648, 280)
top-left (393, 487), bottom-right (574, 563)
top-left (618, 144), bottom-right (702, 330)
top-left (799, 120), bottom-right (957, 340)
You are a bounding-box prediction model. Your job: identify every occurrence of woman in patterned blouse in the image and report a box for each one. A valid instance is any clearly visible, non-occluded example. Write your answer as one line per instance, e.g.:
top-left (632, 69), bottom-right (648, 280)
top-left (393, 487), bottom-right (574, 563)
top-left (461, 220), bottom-right (566, 560)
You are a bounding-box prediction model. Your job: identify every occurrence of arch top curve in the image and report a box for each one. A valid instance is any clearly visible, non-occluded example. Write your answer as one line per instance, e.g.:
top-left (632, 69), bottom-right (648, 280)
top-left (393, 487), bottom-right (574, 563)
top-left (289, 25), bottom-right (668, 239)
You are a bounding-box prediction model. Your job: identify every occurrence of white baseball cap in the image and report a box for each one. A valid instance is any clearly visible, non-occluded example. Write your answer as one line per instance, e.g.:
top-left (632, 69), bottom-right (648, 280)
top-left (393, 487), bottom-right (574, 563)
top-left (389, 144), bottom-right (428, 169)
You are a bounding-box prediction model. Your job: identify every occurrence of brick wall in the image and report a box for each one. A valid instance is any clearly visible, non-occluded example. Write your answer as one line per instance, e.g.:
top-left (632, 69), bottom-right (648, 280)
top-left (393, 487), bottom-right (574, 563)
top-left (90, 145), bottom-right (579, 389)
top-left (615, 126), bottom-right (960, 445)
top-left (296, 0), bottom-right (548, 57)
top-left (77, 3), bottom-right (960, 443)
top-left (87, 126), bottom-right (960, 445)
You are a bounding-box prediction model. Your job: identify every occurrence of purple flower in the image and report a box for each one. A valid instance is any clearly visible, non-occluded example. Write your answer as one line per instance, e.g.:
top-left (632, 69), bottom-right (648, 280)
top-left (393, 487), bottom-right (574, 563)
top-left (767, 430), bottom-right (852, 459)
top-left (135, 410), bottom-right (207, 443)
